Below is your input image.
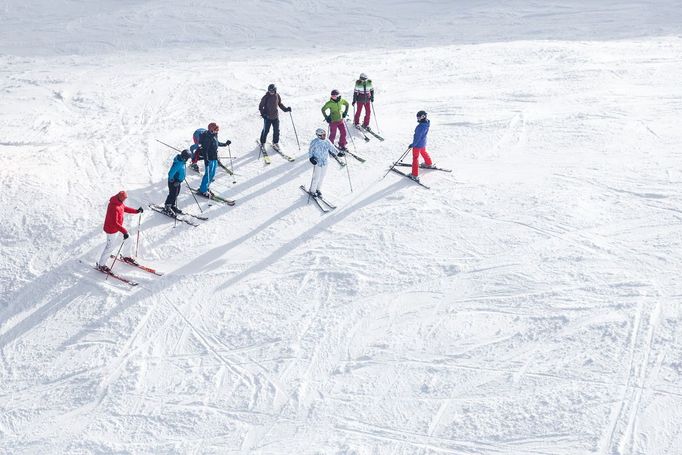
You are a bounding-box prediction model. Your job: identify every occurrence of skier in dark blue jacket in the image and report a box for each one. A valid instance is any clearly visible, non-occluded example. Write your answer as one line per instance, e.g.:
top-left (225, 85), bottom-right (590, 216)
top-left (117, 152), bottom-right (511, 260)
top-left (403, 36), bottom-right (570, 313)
top-left (164, 149), bottom-right (191, 215)
top-left (408, 110), bottom-right (434, 182)
top-left (197, 122), bottom-right (231, 197)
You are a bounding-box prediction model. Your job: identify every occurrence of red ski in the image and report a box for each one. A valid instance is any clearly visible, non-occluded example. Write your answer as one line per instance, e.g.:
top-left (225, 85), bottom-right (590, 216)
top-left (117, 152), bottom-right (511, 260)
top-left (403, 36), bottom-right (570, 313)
top-left (111, 255), bottom-right (164, 276)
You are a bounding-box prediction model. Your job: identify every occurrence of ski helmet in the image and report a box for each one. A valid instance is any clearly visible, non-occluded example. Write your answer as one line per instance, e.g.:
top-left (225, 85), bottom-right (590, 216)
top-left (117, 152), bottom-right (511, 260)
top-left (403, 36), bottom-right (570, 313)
top-left (180, 149), bottom-right (191, 161)
top-left (268, 83), bottom-right (276, 92)
top-left (207, 122), bottom-right (219, 133)
top-left (117, 190), bottom-right (127, 201)
top-left (416, 110), bottom-right (428, 120)
top-left (315, 128), bottom-right (326, 138)
top-left (331, 89), bottom-right (340, 97)
top-left (359, 73), bottom-right (368, 80)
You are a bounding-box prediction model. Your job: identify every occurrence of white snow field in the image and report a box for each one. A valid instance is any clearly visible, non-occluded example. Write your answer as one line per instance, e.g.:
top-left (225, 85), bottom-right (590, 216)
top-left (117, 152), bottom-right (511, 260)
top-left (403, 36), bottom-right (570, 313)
top-left (2, 1), bottom-right (682, 454)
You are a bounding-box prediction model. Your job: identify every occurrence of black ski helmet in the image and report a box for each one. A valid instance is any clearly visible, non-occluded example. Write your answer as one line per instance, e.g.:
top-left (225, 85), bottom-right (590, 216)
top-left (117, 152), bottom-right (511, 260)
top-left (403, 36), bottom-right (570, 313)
top-left (268, 84), bottom-right (276, 92)
top-left (331, 89), bottom-right (340, 97)
top-left (180, 149), bottom-right (191, 161)
top-left (416, 110), bottom-right (428, 120)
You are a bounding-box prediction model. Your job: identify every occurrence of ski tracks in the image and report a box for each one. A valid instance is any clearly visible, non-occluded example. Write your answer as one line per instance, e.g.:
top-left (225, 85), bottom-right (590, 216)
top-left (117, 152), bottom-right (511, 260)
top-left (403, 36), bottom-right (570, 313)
top-left (602, 299), bottom-right (661, 454)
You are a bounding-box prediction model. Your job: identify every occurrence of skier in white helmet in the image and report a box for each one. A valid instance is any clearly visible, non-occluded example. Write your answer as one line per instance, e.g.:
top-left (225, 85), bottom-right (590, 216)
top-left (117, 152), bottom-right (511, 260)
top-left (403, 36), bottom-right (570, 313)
top-left (307, 128), bottom-right (339, 197)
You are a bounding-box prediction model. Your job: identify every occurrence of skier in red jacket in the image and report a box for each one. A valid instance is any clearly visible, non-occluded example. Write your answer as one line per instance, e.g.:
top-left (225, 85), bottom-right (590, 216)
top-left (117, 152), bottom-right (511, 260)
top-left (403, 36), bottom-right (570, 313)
top-left (97, 191), bottom-right (143, 272)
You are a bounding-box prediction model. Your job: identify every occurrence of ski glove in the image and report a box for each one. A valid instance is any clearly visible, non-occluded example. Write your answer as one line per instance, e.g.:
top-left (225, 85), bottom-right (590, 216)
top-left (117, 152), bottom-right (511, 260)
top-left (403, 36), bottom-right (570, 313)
top-left (408, 144), bottom-right (413, 148)
top-left (342, 111), bottom-right (348, 118)
top-left (137, 207), bottom-right (144, 213)
top-left (123, 233), bottom-right (130, 240)
top-left (325, 116), bottom-right (332, 123)
top-left (284, 106), bottom-right (292, 112)
top-left (309, 156), bottom-right (318, 165)
top-left (352, 100), bottom-right (356, 106)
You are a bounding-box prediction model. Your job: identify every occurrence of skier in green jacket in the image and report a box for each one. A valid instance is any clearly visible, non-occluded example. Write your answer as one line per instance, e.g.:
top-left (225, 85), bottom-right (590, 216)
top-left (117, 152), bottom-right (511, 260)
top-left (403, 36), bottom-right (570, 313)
top-left (321, 89), bottom-right (349, 153)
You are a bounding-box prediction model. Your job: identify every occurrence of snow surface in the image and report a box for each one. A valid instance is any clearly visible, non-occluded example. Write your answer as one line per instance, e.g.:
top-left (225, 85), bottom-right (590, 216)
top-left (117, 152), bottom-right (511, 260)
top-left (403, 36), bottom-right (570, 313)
top-left (2, 1), bottom-right (682, 453)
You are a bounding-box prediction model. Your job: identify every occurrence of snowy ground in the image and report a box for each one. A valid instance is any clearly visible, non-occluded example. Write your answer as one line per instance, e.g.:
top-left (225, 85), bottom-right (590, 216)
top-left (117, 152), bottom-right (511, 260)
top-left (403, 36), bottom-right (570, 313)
top-left (2, 1), bottom-right (682, 454)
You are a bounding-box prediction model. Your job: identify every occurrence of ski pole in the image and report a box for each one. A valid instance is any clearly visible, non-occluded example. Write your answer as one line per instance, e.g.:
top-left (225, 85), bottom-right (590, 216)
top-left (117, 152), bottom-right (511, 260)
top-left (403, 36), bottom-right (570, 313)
top-left (227, 144), bottom-right (236, 184)
top-left (185, 178), bottom-right (203, 213)
top-left (156, 139), bottom-right (182, 152)
top-left (108, 239), bottom-right (126, 280)
top-left (135, 212), bottom-right (141, 258)
top-left (382, 146), bottom-right (412, 179)
top-left (371, 101), bottom-right (380, 133)
top-left (289, 111), bottom-right (301, 151)
top-left (344, 153), bottom-right (353, 193)
top-left (344, 119), bottom-right (357, 153)
top-left (307, 170), bottom-right (315, 205)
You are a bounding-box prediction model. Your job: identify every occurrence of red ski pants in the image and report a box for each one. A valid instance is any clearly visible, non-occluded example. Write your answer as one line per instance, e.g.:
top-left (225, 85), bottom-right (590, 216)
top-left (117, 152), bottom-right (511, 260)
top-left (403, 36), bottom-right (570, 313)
top-left (411, 147), bottom-right (432, 176)
top-left (353, 102), bottom-right (371, 127)
top-left (329, 120), bottom-right (347, 148)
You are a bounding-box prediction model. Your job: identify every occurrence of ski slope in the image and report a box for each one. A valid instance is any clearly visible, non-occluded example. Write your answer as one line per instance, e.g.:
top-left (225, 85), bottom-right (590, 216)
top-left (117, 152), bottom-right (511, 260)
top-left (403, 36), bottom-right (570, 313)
top-left (2, 1), bottom-right (682, 454)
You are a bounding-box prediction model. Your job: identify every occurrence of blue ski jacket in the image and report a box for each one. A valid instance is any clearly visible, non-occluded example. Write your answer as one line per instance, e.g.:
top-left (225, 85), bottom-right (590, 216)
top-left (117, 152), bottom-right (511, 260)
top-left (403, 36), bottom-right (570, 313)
top-left (412, 119), bottom-right (430, 148)
top-left (309, 137), bottom-right (337, 167)
top-left (168, 154), bottom-right (187, 182)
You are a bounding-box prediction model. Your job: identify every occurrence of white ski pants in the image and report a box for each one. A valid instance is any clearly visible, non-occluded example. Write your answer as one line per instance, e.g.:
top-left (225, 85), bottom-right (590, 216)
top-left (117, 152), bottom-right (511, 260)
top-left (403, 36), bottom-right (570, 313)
top-left (98, 233), bottom-right (128, 267)
top-left (309, 164), bottom-right (327, 194)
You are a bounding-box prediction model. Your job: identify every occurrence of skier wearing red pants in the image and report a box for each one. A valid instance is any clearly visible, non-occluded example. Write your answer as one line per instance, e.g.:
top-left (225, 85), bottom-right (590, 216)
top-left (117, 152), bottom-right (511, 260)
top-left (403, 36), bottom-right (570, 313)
top-left (408, 110), bottom-right (435, 182)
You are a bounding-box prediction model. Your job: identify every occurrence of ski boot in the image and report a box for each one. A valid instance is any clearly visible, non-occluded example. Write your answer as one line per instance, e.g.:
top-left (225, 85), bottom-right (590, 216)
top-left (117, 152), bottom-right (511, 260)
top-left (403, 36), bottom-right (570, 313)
top-left (122, 256), bottom-right (139, 266)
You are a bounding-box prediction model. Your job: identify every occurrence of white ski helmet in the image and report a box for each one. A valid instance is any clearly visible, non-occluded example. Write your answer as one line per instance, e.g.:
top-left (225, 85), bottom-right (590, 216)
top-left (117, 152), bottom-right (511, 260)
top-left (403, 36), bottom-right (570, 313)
top-left (359, 73), bottom-right (368, 80)
top-left (315, 128), bottom-right (326, 138)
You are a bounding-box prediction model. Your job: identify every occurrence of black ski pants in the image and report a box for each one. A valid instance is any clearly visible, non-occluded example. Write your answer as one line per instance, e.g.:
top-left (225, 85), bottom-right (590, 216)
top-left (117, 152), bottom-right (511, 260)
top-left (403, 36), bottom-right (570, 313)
top-left (260, 117), bottom-right (280, 144)
top-left (164, 180), bottom-right (181, 207)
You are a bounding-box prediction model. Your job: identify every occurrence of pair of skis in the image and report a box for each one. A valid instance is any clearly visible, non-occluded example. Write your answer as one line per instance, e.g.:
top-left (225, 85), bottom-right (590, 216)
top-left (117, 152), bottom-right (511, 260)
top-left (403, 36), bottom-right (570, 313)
top-left (148, 203), bottom-right (207, 227)
top-left (330, 145), bottom-right (366, 165)
top-left (300, 185), bottom-right (336, 213)
top-left (189, 160), bottom-right (235, 176)
top-left (82, 254), bottom-right (165, 287)
top-left (353, 124), bottom-right (384, 142)
top-left (187, 188), bottom-right (236, 206)
top-left (389, 162), bottom-right (452, 190)
top-left (256, 140), bottom-right (295, 164)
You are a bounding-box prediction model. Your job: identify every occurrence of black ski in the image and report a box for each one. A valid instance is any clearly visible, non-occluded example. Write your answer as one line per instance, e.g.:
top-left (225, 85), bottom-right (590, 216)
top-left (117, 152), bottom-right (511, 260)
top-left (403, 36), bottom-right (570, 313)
top-left (110, 255), bottom-right (164, 276)
top-left (360, 126), bottom-right (384, 141)
top-left (333, 144), bottom-right (365, 163)
top-left (330, 151), bottom-right (346, 167)
top-left (148, 204), bottom-right (199, 226)
top-left (344, 149), bottom-right (366, 163)
top-left (81, 260), bottom-right (139, 286)
top-left (389, 167), bottom-right (431, 189)
top-left (300, 185), bottom-right (332, 213)
top-left (256, 140), bottom-right (272, 164)
top-left (300, 185), bottom-right (336, 209)
top-left (353, 124), bottom-right (370, 142)
top-left (395, 162), bottom-right (452, 172)
top-left (269, 143), bottom-right (295, 162)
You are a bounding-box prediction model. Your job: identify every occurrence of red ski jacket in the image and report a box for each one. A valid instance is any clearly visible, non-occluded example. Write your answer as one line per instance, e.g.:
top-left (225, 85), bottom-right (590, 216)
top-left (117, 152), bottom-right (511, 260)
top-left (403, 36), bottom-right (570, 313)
top-left (103, 195), bottom-right (137, 235)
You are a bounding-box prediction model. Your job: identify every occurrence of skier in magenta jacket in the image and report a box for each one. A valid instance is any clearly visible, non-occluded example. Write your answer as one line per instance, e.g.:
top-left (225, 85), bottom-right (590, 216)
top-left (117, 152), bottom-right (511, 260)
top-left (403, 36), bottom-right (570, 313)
top-left (97, 191), bottom-right (143, 272)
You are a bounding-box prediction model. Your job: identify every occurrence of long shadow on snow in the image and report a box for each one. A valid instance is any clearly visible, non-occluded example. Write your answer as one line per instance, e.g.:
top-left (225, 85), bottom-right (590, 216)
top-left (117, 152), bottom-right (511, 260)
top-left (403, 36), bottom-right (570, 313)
top-left (58, 160), bottom-right (311, 348)
top-left (213, 180), bottom-right (405, 292)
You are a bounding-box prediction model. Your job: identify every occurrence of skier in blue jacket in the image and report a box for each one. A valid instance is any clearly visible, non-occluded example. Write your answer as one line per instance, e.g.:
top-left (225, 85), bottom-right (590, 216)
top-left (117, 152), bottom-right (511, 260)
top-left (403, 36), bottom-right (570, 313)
top-left (308, 128), bottom-right (338, 197)
top-left (408, 110), bottom-right (434, 181)
top-left (164, 149), bottom-right (191, 215)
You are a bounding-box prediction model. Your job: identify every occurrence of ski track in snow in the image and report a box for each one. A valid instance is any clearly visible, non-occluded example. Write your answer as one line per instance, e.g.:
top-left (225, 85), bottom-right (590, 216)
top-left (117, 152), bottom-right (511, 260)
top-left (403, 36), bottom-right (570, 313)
top-left (2, 2), bottom-right (682, 453)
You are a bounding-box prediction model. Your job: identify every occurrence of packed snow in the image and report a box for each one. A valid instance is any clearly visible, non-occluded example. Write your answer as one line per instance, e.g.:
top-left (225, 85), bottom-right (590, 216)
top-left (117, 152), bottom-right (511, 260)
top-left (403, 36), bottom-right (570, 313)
top-left (2, 1), bottom-right (682, 454)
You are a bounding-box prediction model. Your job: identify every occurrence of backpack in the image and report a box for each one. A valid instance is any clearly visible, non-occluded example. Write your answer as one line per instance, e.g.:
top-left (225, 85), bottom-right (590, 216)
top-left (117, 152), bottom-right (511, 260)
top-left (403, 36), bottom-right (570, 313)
top-left (191, 128), bottom-right (207, 161)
